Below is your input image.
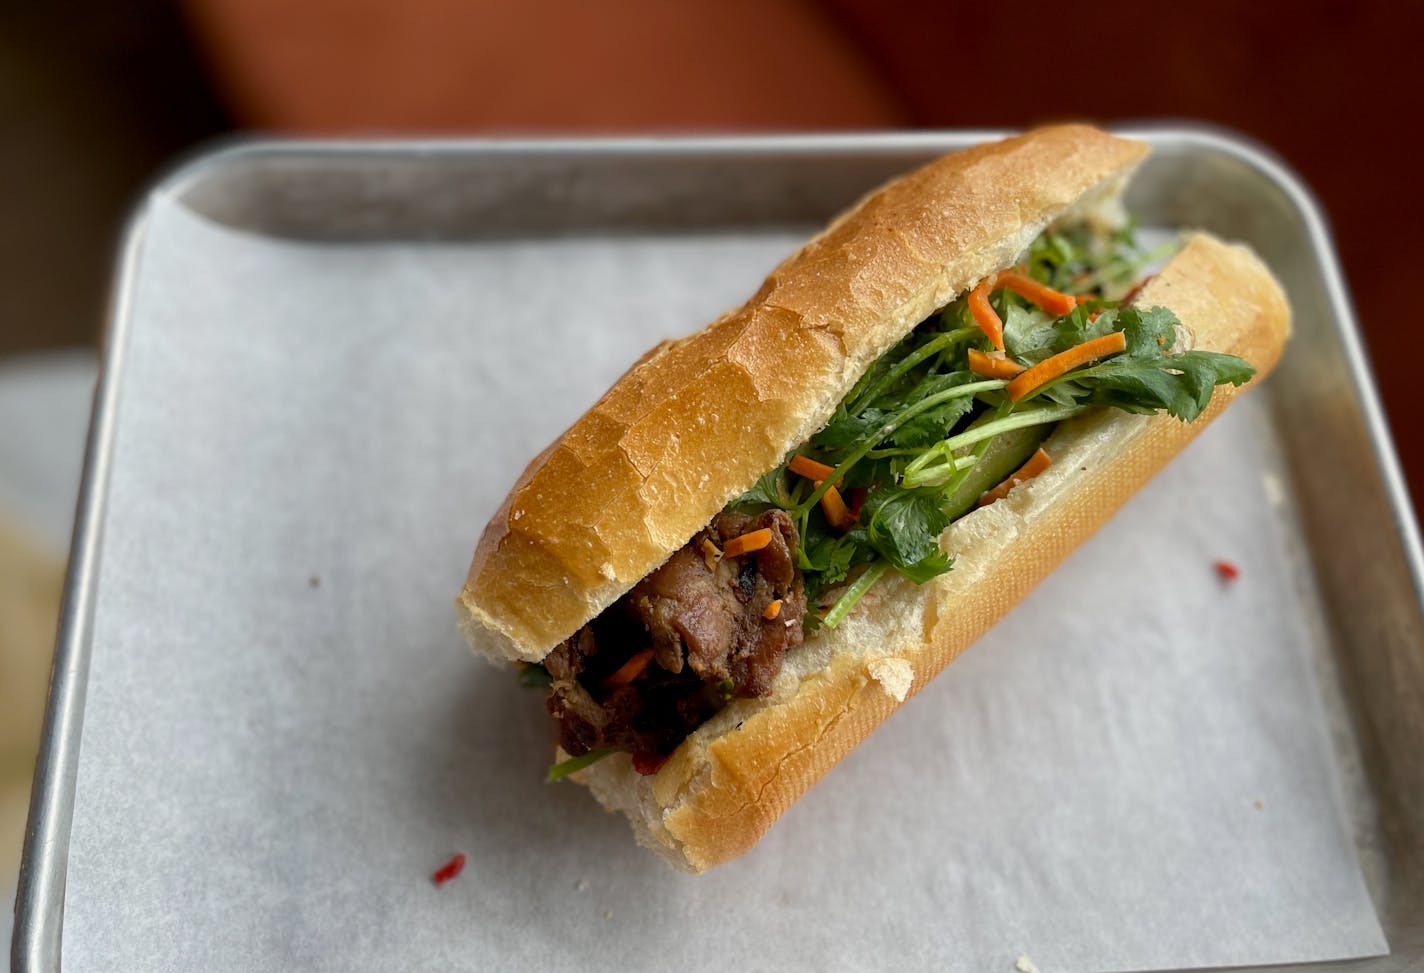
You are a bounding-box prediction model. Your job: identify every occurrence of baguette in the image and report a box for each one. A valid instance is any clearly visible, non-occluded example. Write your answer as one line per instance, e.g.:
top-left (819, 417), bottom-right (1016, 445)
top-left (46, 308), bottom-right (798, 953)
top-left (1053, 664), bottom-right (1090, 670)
top-left (455, 126), bottom-right (1290, 872)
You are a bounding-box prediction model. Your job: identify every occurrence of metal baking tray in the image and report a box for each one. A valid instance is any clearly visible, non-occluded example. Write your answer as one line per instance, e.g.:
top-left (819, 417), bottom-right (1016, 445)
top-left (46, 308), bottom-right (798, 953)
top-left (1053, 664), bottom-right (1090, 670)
top-left (14, 129), bottom-right (1424, 971)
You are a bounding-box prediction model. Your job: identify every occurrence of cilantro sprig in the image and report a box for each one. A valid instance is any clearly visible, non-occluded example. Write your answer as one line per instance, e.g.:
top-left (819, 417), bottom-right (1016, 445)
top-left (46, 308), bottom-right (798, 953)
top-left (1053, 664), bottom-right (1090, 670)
top-left (731, 225), bottom-right (1254, 630)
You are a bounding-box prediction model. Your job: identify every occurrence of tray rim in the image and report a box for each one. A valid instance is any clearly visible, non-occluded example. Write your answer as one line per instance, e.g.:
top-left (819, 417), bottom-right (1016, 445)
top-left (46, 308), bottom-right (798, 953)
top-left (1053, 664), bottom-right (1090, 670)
top-left (14, 125), bottom-right (1421, 971)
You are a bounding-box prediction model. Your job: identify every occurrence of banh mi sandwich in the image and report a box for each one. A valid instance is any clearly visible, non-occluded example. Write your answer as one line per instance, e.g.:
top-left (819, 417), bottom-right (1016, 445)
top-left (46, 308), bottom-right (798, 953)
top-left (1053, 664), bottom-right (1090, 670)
top-left (456, 125), bottom-right (1290, 872)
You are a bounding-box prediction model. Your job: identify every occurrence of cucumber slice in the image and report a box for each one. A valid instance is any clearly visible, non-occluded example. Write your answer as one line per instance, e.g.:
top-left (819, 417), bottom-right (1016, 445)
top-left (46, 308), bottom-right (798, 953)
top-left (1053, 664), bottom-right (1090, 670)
top-left (941, 424), bottom-right (1050, 521)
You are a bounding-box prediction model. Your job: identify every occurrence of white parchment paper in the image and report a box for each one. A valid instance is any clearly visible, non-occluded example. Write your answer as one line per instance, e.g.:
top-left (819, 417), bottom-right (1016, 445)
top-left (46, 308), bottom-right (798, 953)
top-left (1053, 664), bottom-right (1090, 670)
top-left (61, 198), bottom-right (1387, 971)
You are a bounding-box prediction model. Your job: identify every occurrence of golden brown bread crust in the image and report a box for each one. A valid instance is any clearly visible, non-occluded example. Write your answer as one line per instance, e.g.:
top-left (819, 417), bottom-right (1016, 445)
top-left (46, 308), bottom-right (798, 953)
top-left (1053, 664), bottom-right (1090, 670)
top-left (577, 233), bottom-right (1290, 871)
top-left (457, 125), bottom-right (1150, 662)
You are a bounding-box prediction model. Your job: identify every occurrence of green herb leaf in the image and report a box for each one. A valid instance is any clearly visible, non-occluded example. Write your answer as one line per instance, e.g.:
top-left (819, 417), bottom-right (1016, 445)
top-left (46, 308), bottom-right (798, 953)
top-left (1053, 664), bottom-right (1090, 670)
top-left (731, 466), bottom-right (792, 511)
top-left (1117, 305), bottom-right (1179, 360)
top-left (811, 406), bottom-right (890, 450)
top-left (546, 749), bottom-right (613, 782)
top-left (861, 487), bottom-right (954, 583)
top-left (1074, 348), bottom-right (1255, 421)
top-left (800, 526), bottom-right (857, 580)
top-left (1037, 379), bottom-right (1086, 407)
top-left (517, 662), bottom-right (553, 689)
top-left (887, 373), bottom-right (980, 448)
top-left (891, 397), bottom-right (976, 449)
top-left (841, 341), bottom-right (904, 414)
top-left (1050, 304), bottom-right (1118, 352)
top-left (1002, 303), bottom-right (1057, 365)
top-left (800, 522), bottom-right (874, 609)
top-left (1028, 306), bottom-right (1257, 421)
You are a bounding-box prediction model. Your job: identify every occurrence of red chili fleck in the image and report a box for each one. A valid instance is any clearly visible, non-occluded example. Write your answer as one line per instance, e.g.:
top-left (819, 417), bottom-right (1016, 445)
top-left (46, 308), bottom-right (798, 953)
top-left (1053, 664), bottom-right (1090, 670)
top-left (1121, 274), bottom-right (1155, 307)
top-left (432, 853), bottom-right (466, 886)
top-left (632, 751), bottom-right (669, 776)
top-left (845, 487), bottom-right (868, 525)
top-left (1214, 559), bottom-right (1240, 581)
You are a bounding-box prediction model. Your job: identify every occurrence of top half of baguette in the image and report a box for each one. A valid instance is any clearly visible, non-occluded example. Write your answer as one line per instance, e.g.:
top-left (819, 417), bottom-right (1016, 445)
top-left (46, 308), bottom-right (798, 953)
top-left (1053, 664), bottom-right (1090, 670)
top-left (458, 125), bottom-right (1151, 663)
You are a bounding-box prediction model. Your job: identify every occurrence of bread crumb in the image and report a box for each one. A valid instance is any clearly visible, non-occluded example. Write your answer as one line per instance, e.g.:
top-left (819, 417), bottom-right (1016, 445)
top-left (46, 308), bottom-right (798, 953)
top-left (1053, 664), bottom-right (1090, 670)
top-left (1254, 799), bottom-right (1264, 810)
top-left (867, 657), bottom-right (913, 702)
top-left (1015, 955), bottom-right (1040, 973)
top-left (307, 575), bottom-right (320, 588)
top-left (604, 910), bottom-right (614, 920)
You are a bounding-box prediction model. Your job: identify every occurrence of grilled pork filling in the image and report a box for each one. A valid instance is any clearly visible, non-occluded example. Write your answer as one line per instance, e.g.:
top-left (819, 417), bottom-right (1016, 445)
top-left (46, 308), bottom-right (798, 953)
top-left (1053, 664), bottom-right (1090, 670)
top-left (546, 509), bottom-right (805, 763)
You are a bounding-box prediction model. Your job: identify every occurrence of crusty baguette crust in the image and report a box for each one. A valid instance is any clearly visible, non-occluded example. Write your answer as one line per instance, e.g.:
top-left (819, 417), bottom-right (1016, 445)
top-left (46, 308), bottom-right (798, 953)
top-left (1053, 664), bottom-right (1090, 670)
top-left (457, 126), bottom-right (1149, 662)
top-left (577, 232), bottom-right (1290, 871)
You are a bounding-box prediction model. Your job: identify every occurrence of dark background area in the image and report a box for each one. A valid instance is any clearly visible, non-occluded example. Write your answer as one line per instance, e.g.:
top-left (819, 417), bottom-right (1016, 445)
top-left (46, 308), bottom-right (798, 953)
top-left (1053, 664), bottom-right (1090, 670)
top-left (3, 0), bottom-right (1420, 507)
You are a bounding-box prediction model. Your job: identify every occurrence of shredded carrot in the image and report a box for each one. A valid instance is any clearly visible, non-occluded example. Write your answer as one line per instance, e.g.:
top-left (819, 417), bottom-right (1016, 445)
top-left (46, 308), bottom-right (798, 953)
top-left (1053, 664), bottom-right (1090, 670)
top-left (763, 600), bottom-right (783, 620)
top-left (967, 347), bottom-right (1026, 379)
top-left (968, 273), bottom-right (1004, 351)
top-left (994, 270), bottom-right (1079, 317)
top-left (722, 528), bottom-right (772, 558)
top-left (604, 649), bottom-right (655, 687)
top-left (788, 456), bottom-right (851, 528)
top-left (700, 537), bottom-right (722, 572)
top-left (976, 448), bottom-right (1052, 507)
top-left (1006, 331), bottom-right (1127, 402)
top-left (820, 484), bottom-right (851, 529)
top-left (788, 454), bottom-right (836, 482)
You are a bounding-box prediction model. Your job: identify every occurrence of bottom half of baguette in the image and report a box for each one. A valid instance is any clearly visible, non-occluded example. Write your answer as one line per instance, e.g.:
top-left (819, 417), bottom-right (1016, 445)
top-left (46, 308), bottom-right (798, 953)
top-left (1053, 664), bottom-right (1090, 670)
top-left (565, 232), bottom-right (1291, 872)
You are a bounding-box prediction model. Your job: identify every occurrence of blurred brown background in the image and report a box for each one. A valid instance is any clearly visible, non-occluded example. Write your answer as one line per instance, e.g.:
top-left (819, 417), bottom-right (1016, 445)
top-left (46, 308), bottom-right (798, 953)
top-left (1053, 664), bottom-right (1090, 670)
top-left (3, 0), bottom-right (1421, 503)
